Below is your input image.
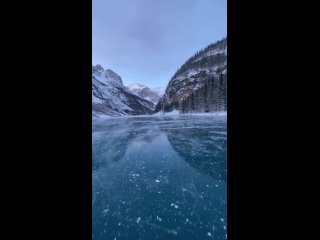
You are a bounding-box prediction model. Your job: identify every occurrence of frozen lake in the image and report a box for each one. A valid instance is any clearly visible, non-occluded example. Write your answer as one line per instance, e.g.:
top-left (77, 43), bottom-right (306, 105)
top-left (92, 114), bottom-right (227, 240)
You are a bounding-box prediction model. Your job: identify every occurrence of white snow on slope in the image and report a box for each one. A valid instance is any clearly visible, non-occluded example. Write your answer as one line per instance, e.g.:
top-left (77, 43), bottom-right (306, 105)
top-left (92, 94), bottom-right (103, 104)
top-left (129, 83), bottom-right (146, 91)
top-left (129, 83), bottom-right (162, 106)
top-left (93, 65), bottom-right (152, 116)
top-left (193, 46), bottom-right (227, 63)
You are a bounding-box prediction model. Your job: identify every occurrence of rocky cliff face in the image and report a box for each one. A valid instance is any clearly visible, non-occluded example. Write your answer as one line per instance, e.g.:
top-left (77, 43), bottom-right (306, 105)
top-left (155, 38), bottom-right (227, 113)
top-left (92, 65), bottom-right (154, 117)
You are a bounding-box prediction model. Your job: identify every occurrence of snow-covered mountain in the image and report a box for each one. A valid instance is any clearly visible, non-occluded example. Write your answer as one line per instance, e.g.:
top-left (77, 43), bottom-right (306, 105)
top-left (155, 38), bottom-right (227, 113)
top-left (129, 83), bottom-right (162, 105)
top-left (92, 65), bottom-right (154, 117)
top-left (152, 87), bottom-right (166, 98)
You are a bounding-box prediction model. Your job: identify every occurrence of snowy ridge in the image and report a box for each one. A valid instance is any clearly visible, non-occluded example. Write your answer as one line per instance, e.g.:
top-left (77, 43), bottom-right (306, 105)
top-left (92, 65), bottom-right (154, 117)
top-left (129, 83), bottom-right (146, 91)
top-left (128, 83), bottom-right (162, 106)
top-left (193, 46), bottom-right (227, 62)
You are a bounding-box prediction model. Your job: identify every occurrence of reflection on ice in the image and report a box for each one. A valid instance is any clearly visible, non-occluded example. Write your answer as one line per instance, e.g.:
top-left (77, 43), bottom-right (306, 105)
top-left (92, 115), bottom-right (227, 240)
top-left (165, 121), bottom-right (227, 181)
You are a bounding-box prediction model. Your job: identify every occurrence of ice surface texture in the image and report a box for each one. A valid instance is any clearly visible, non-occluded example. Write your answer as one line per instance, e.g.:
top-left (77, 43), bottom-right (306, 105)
top-left (92, 115), bottom-right (227, 240)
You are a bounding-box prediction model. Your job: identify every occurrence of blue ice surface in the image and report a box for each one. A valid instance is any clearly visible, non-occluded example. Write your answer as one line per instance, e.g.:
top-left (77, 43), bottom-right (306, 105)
top-left (92, 114), bottom-right (227, 240)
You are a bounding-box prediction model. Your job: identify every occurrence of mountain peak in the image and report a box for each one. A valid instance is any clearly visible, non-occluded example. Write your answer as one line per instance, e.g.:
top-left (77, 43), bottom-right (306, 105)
top-left (129, 83), bottom-right (162, 105)
top-left (92, 67), bottom-right (154, 117)
top-left (129, 83), bottom-right (147, 90)
top-left (105, 69), bottom-right (123, 85)
top-left (94, 64), bottom-right (104, 71)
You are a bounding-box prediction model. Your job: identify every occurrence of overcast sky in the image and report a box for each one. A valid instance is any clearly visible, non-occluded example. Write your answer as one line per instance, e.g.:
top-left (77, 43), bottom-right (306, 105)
top-left (92, 0), bottom-right (227, 88)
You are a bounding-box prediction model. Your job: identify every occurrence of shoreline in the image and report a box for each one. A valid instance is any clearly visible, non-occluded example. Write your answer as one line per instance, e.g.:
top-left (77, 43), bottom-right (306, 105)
top-left (93, 111), bottom-right (227, 122)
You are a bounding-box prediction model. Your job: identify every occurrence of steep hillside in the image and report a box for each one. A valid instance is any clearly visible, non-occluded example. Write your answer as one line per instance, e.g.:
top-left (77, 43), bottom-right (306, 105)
top-left (92, 65), bottom-right (154, 117)
top-left (155, 38), bottom-right (227, 113)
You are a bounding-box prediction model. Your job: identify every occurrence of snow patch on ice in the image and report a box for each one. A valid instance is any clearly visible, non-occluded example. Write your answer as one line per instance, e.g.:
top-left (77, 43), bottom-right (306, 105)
top-left (153, 110), bottom-right (180, 116)
top-left (170, 203), bottom-right (179, 209)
